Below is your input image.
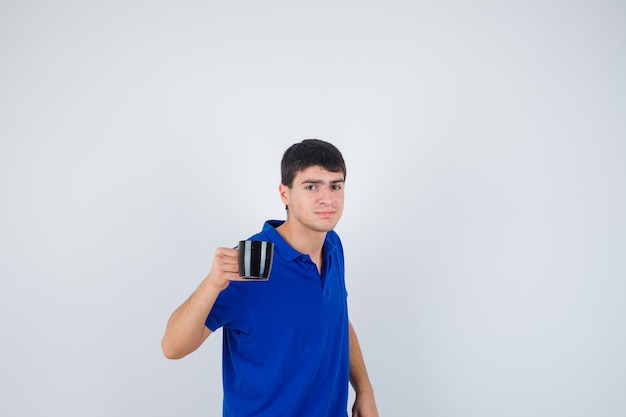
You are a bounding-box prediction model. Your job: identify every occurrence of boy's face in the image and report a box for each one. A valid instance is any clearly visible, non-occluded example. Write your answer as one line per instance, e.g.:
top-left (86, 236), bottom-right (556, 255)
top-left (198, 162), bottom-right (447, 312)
top-left (279, 165), bottom-right (345, 233)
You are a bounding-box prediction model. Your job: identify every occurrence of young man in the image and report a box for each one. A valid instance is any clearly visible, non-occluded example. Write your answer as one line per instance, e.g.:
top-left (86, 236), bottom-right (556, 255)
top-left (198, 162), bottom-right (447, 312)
top-left (162, 139), bottom-right (378, 417)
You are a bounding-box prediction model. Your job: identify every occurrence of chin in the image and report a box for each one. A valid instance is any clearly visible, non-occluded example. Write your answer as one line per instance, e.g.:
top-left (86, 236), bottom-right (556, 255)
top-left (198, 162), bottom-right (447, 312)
top-left (313, 220), bottom-right (339, 232)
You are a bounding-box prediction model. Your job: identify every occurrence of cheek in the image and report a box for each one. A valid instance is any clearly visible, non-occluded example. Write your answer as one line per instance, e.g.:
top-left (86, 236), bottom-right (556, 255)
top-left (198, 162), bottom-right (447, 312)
top-left (296, 196), bottom-right (314, 209)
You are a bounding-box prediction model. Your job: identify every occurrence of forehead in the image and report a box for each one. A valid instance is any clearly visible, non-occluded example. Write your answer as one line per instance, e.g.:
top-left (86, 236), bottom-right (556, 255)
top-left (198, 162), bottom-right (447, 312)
top-left (294, 165), bottom-right (345, 182)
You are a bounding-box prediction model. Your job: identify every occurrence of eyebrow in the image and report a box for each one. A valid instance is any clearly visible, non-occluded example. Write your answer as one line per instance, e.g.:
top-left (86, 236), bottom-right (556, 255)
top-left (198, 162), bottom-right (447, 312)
top-left (300, 179), bottom-right (345, 185)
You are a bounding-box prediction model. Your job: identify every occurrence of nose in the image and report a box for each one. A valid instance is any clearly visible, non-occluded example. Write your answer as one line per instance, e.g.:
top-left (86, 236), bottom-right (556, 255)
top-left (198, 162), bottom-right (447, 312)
top-left (318, 185), bottom-right (333, 203)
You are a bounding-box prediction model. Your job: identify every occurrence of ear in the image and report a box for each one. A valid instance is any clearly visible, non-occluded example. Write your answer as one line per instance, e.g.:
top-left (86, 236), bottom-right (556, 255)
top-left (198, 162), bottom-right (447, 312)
top-left (278, 183), bottom-right (289, 206)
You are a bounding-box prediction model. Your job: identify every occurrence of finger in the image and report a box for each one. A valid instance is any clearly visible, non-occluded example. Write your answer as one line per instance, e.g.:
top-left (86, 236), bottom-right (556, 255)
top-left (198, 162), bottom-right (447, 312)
top-left (214, 248), bottom-right (239, 263)
top-left (215, 247), bottom-right (238, 256)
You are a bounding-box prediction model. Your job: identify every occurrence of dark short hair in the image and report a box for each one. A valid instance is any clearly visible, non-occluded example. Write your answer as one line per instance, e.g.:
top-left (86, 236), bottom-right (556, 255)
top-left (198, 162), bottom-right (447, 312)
top-left (280, 139), bottom-right (346, 187)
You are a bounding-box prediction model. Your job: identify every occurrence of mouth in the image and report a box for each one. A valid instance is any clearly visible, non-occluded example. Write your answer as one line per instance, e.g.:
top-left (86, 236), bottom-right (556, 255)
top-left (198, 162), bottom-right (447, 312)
top-left (315, 210), bottom-right (336, 218)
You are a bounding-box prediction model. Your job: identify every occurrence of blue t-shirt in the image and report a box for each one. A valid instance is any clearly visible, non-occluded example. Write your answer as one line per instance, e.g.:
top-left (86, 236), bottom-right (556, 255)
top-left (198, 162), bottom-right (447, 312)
top-left (205, 220), bottom-right (350, 417)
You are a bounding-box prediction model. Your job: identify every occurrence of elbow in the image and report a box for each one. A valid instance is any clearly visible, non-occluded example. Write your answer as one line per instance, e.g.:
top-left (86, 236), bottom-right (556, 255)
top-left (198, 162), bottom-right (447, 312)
top-left (161, 326), bottom-right (210, 359)
top-left (161, 337), bottom-right (186, 360)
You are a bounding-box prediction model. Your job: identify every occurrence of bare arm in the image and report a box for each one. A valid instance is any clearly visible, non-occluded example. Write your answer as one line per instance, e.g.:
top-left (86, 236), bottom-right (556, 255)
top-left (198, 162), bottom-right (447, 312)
top-left (349, 320), bottom-right (379, 417)
top-left (161, 247), bottom-right (240, 359)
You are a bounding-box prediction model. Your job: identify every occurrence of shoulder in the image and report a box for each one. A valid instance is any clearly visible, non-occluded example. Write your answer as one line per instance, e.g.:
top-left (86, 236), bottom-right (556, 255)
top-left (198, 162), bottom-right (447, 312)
top-left (326, 229), bottom-right (342, 244)
top-left (325, 229), bottom-right (344, 255)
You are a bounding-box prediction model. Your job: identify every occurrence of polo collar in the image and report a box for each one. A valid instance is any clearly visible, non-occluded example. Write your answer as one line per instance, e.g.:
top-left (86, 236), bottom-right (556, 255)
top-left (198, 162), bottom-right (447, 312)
top-left (262, 220), bottom-right (338, 262)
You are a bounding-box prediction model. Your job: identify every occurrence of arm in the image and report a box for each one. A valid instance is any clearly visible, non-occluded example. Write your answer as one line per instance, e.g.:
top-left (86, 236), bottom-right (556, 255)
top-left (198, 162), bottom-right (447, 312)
top-left (161, 247), bottom-right (240, 359)
top-left (349, 320), bottom-right (379, 417)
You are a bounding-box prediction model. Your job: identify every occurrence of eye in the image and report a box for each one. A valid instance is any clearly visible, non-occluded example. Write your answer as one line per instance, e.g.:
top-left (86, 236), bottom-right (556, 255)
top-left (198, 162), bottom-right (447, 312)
top-left (305, 184), bottom-right (317, 191)
top-left (332, 184), bottom-right (343, 190)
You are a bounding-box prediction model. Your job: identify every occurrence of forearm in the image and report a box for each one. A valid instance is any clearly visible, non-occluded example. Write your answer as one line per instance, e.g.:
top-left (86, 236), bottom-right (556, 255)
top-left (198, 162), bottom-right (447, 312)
top-left (162, 247), bottom-right (240, 359)
top-left (348, 320), bottom-right (374, 394)
top-left (348, 320), bottom-right (379, 416)
top-left (161, 282), bottom-right (220, 359)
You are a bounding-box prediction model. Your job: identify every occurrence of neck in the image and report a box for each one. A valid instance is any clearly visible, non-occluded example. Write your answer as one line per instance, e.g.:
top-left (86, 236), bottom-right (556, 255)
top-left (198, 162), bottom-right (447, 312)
top-left (276, 220), bottom-right (326, 258)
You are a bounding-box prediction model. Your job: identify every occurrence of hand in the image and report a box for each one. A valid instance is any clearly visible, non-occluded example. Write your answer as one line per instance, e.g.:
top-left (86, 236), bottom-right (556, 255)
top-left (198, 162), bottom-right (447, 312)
top-left (200, 247), bottom-right (242, 292)
top-left (352, 390), bottom-right (379, 417)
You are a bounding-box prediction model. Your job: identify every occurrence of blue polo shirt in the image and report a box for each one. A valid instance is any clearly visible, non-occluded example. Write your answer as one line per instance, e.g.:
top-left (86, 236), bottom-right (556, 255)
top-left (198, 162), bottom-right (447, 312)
top-left (205, 220), bottom-right (350, 417)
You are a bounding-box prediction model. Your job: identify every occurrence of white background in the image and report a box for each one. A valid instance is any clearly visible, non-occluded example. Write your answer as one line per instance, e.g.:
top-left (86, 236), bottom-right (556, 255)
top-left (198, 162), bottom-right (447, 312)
top-left (1, 1), bottom-right (625, 416)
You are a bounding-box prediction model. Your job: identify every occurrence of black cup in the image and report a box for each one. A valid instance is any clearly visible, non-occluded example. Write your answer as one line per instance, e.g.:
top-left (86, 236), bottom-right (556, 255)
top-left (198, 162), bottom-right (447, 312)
top-left (238, 240), bottom-right (274, 280)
